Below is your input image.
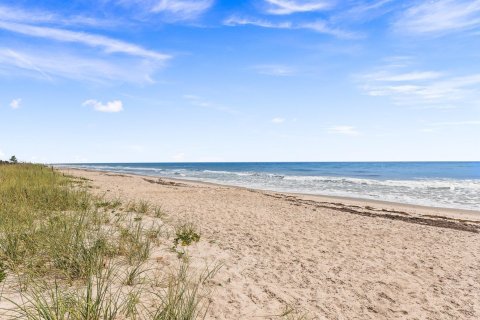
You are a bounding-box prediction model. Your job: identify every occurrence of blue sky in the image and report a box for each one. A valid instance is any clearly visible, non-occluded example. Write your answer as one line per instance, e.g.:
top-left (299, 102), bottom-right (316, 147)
top-left (0, 0), bottom-right (479, 163)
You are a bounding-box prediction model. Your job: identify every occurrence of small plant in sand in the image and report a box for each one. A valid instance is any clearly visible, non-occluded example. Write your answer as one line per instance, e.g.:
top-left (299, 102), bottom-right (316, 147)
top-left (146, 224), bottom-right (165, 246)
top-left (154, 205), bottom-right (167, 219)
top-left (137, 200), bottom-right (150, 214)
top-left (126, 201), bottom-right (138, 213)
top-left (174, 223), bottom-right (201, 247)
top-left (171, 223), bottom-right (201, 259)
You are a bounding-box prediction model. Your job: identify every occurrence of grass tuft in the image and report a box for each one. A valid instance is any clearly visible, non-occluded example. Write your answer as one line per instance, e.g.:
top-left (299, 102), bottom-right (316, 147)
top-left (150, 262), bottom-right (216, 320)
top-left (118, 222), bottom-right (152, 264)
top-left (126, 200), bottom-right (151, 214)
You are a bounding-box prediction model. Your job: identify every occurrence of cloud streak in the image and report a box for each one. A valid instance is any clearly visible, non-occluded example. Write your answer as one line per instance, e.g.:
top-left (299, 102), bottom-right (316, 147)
top-left (115, 0), bottom-right (214, 21)
top-left (0, 8), bottom-right (170, 84)
top-left (264, 0), bottom-right (333, 15)
top-left (359, 61), bottom-right (480, 108)
top-left (395, 0), bottom-right (480, 34)
top-left (0, 4), bottom-right (117, 28)
top-left (0, 48), bottom-right (158, 83)
top-left (224, 16), bottom-right (359, 38)
top-left (223, 16), bottom-right (292, 28)
top-left (0, 21), bottom-right (170, 61)
top-left (151, 0), bottom-right (214, 19)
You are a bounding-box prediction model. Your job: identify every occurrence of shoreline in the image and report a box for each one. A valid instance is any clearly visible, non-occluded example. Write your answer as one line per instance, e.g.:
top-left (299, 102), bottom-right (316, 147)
top-left (61, 167), bottom-right (480, 220)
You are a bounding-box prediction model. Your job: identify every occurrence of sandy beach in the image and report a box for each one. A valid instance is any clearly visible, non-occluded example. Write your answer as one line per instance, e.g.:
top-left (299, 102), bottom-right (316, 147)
top-left (60, 168), bottom-right (480, 319)
top-left (4, 0), bottom-right (480, 318)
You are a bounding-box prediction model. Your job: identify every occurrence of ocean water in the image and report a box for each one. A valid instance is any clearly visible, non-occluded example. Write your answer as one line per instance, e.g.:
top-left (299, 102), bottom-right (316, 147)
top-left (58, 162), bottom-right (480, 211)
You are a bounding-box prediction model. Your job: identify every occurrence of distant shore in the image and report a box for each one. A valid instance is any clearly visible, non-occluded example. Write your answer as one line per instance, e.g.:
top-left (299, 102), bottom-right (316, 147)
top-left (59, 167), bottom-right (480, 319)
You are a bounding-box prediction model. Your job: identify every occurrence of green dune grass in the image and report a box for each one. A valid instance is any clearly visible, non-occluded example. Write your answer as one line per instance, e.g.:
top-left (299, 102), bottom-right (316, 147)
top-left (0, 164), bottom-right (212, 319)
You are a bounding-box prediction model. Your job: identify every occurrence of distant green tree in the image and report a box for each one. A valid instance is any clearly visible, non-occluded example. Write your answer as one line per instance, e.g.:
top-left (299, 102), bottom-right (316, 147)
top-left (9, 155), bottom-right (18, 164)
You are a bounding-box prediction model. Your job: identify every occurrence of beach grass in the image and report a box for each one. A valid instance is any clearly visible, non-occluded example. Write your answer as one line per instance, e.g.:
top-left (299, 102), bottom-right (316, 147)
top-left (0, 164), bottom-right (213, 319)
top-left (0, 164), bottom-right (107, 280)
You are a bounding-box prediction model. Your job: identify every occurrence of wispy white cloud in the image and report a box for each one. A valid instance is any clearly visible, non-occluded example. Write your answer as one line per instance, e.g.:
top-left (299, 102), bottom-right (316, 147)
top-left (224, 16), bottom-right (292, 28)
top-left (9, 98), bottom-right (21, 109)
top-left (328, 125), bottom-right (360, 136)
top-left (359, 61), bottom-right (480, 108)
top-left (0, 10), bottom-right (170, 84)
top-left (0, 149), bottom-right (5, 159)
top-left (0, 49), bottom-right (52, 80)
top-left (330, 0), bottom-right (397, 23)
top-left (0, 4), bottom-right (117, 28)
top-left (115, 0), bottom-right (214, 21)
top-left (253, 64), bottom-right (296, 76)
top-left (0, 48), bottom-right (158, 83)
top-left (272, 117), bottom-right (286, 124)
top-left (395, 0), bottom-right (480, 34)
top-left (224, 16), bottom-right (358, 38)
top-left (151, 0), bottom-right (214, 19)
top-left (83, 99), bottom-right (123, 113)
top-left (300, 20), bottom-right (361, 38)
top-left (0, 21), bottom-right (170, 61)
top-left (363, 74), bottom-right (480, 107)
top-left (264, 0), bottom-right (333, 15)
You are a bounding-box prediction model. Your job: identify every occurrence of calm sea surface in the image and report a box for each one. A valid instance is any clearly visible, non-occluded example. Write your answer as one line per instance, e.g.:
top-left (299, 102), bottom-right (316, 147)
top-left (58, 162), bottom-right (480, 211)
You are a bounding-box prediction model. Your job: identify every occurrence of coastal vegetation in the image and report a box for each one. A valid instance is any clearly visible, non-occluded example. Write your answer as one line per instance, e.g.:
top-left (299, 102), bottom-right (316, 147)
top-left (0, 163), bottom-right (212, 319)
